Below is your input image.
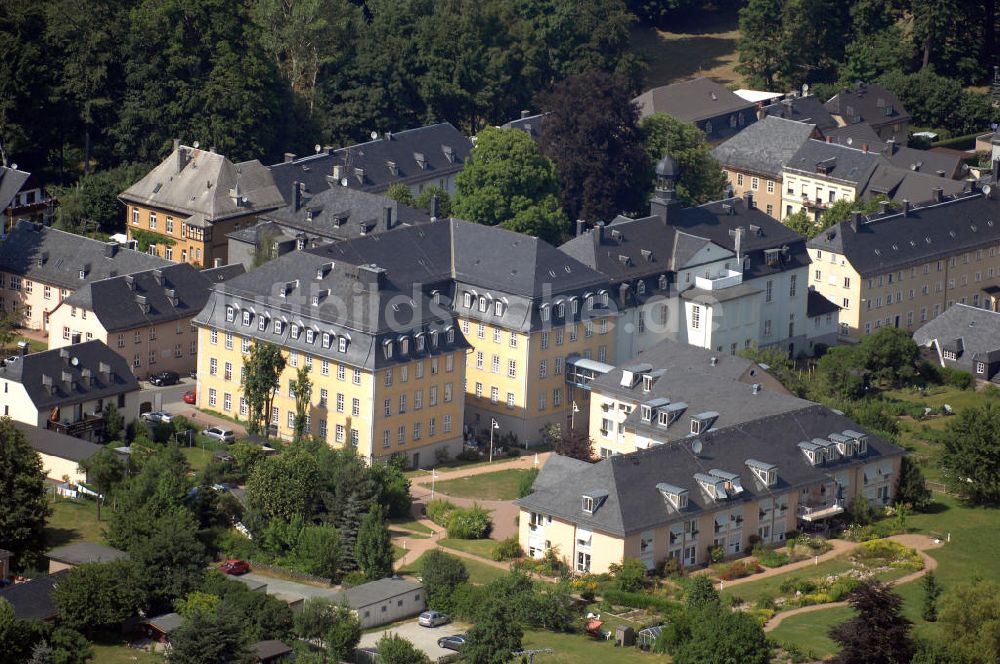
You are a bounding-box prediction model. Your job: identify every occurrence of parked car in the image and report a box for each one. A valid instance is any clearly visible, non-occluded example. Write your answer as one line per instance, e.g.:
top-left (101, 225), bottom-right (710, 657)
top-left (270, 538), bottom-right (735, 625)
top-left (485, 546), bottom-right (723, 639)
top-left (148, 370), bottom-right (180, 386)
top-left (182, 389), bottom-right (196, 404)
top-left (140, 411), bottom-right (174, 424)
top-left (437, 635), bottom-right (466, 652)
top-left (202, 426), bottom-right (235, 443)
top-left (418, 611), bottom-right (451, 627)
top-left (218, 559), bottom-right (250, 575)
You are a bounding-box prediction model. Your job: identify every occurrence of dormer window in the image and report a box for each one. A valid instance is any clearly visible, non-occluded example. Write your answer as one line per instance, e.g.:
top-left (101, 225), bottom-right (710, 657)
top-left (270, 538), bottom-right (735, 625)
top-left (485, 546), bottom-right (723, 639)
top-left (540, 305), bottom-right (550, 321)
top-left (659, 275), bottom-right (668, 290)
top-left (464, 292), bottom-right (473, 308)
top-left (478, 296), bottom-right (487, 312)
top-left (798, 440), bottom-right (822, 465)
top-left (570, 298), bottom-right (578, 315)
top-left (580, 491), bottom-right (607, 514)
top-left (258, 316), bottom-right (268, 332)
top-left (599, 290), bottom-right (609, 307)
top-left (226, 306), bottom-right (235, 322)
top-left (416, 335), bottom-right (425, 352)
top-left (446, 328), bottom-right (455, 344)
top-left (641, 405), bottom-right (652, 421)
top-left (746, 459), bottom-right (777, 487)
top-left (642, 374), bottom-right (653, 393)
top-left (582, 496), bottom-right (594, 514)
top-left (658, 411), bottom-right (670, 426)
top-left (242, 311), bottom-right (251, 326)
top-left (305, 329), bottom-right (315, 344)
top-left (657, 483), bottom-right (688, 509)
top-left (690, 412), bottom-right (719, 435)
top-left (400, 338), bottom-right (409, 355)
top-left (322, 333), bottom-right (332, 348)
top-left (765, 248), bottom-right (781, 266)
top-left (339, 337), bottom-right (348, 353)
top-left (274, 320), bottom-right (284, 334)
top-left (637, 281), bottom-right (646, 295)
top-left (383, 340), bottom-right (393, 359)
top-left (557, 302), bottom-right (565, 318)
top-left (494, 300), bottom-right (504, 316)
top-left (290, 324), bottom-right (300, 339)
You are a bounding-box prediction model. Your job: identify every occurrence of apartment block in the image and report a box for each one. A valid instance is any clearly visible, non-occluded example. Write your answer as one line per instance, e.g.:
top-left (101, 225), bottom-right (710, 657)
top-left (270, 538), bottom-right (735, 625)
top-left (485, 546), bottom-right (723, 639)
top-left (807, 191), bottom-right (1000, 339)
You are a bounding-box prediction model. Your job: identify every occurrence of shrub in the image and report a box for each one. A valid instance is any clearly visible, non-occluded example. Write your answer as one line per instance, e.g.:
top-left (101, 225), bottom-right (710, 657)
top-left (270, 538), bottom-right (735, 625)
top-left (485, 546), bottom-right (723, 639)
top-left (446, 504), bottom-right (493, 539)
top-left (601, 589), bottom-right (677, 613)
top-left (755, 549), bottom-right (790, 569)
top-left (718, 561), bottom-right (763, 581)
top-left (660, 557), bottom-right (684, 578)
top-left (853, 540), bottom-right (923, 570)
top-left (828, 578), bottom-right (862, 602)
top-left (708, 545), bottom-right (725, 564)
top-left (340, 571), bottom-right (367, 588)
top-left (611, 558), bottom-right (648, 593)
top-left (456, 448), bottom-right (480, 462)
top-left (939, 366), bottom-right (973, 389)
top-left (492, 537), bottom-right (522, 561)
top-left (756, 595), bottom-right (776, 611)
top-left (517, 468), bottom-right (539, 498)
top-left (425, 499), bottom-right (457, 526)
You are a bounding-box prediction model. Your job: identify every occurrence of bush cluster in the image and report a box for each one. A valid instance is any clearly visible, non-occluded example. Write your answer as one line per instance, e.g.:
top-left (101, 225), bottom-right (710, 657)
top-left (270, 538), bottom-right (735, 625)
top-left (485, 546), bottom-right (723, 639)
top-left (425, 499), bottom-right (493, 539)
top-left (717, 561), bottom-right (764, 581)
top-left (491, 537), bottom-right (522, 561)
top-left (753, 548), bottom-right (790, 569)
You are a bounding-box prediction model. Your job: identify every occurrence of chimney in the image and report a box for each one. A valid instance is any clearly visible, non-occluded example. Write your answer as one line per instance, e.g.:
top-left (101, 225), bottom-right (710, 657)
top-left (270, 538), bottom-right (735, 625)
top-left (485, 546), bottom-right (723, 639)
top-left (849, 211), bottom-right (862, 232)
top-left (752, 383), bottom-right (761, 394)
top-left (878, 200), bottom-right (890, 215)
top-left (743, 191), bottom-right (754, 210)
top-left (213, 258), bottom-right (222, 268)
top-left (384, 132), bottom-right (393, 141)
top-left (61, 370), bottom-right (73, 385)
top-left (283, 152), bottom-right (297, 163)
top-left (618, 282), bottom-right (629, 307)
top-left (932, 187), bottom-right (943, 202)
top-left (429, 194), bottom-right (439, 221)
top-left (292, 181), bottom-right (302, 212)
top-left (710, 356), bottom-right (718, 366)
top-left (596, 221), bottom-right (605, 243)
top-left (357, 264), bottom-right (386, 290)
top-left (903, 199), bottom-right (911, 216)
top-left (175, 144), bottom-right (188, 174)
top-left (59, 348), bottom-right (70, 365)
top-left (826, 135), bottom-right (832, 143)
top-left (333, 164), bottom-right (343, 181)
top-left (520, 109), bottom-right (531, 119)
top-left (104, 243), bottom-right (118, 258)
top-left (382, 205), bottom-right (393, 231)
top-left (576, 220), bottom-right (586, 237)
top-left (863, 143), bottom-right (869, 154)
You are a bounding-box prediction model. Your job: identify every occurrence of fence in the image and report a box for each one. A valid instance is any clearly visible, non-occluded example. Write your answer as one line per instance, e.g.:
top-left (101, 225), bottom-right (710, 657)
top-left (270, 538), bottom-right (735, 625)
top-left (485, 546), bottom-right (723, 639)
top-left (245, 560), bottom-right (333, 587)
top-left (924, 480), bottom-right (956, 496)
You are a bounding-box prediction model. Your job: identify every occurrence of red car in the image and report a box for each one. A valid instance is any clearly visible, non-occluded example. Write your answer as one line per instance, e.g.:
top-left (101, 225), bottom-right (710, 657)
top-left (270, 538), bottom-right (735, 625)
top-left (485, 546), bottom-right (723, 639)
top-left (219, 559), bottom-right (250, 575)
top-left (183, 389), bottom-right (196, 404)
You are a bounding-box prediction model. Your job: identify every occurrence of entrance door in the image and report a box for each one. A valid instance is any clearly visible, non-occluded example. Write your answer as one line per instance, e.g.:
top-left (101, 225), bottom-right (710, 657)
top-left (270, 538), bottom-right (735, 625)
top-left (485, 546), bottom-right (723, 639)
top-left (412, 452), bottom-right (420, 470)
top-left (894, 315), bottom-right (900, 328)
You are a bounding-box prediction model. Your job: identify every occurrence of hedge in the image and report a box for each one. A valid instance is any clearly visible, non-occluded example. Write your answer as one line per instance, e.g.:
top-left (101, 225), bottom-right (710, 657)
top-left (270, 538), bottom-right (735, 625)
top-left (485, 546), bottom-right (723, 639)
top-left (600, 589), bottom-right (678, 614)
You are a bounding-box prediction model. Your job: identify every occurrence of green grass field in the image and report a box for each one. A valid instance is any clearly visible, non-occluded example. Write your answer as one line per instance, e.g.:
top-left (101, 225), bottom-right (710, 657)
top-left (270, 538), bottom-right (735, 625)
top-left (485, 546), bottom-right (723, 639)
top-left (388, 517), bottom-right (434, 534)
top-left (522, 629), bottom-right (657, 663)
top-left (439, 538), bottom-right (497, 559)
top-left (768, 606), bottom-right (854, 659)
top-left (45, 496), bottom-right (104, 548)
top-left (397, 550), bottom-right (508, 586)
top-left (90, 644), bottom-right (164, 664)
top-left (628, 9), bottom-right (741, 89)
top-left (431, 468), bottom-right (533, 501)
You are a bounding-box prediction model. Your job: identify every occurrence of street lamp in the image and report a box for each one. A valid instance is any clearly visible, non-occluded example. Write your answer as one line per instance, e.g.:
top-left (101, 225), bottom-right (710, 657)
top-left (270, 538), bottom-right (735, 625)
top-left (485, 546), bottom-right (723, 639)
top-left (431, 468), bottom-right (437, 500)
top-left (488, 417), bottom-right (499, 463)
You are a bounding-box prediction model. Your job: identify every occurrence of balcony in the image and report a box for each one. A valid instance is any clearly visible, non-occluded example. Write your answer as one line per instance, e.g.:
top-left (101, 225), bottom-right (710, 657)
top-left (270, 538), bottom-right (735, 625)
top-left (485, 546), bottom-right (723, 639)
top-left (797, 499), bottom-right (845, 522)
top-left (694, 269), bottom-right (743, 291)
top-left (47, 413), bottom-right (105, 440)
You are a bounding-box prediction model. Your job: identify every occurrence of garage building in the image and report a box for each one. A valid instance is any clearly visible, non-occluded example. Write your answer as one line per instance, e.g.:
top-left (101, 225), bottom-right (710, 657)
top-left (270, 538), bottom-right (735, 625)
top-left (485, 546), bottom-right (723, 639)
top-left (17, 421), bottom-right (102, 484)
top-left (332, 578), bottom-right (425, 629)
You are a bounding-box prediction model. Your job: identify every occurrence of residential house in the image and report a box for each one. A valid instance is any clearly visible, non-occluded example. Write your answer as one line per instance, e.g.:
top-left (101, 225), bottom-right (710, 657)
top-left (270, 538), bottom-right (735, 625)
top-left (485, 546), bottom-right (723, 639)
top-left (561, 158), bottom-right (812, 359)
top-left (0, 340), bottom-right (140, 441)
top-left (585, 340), bottom-right (804, 458)
top-left (806, 190), bottom-right (1000, 339)
top-left (268, 123), bottom-right (472, 201)
top-left (824, 83), bottom-right (911, 143)
top-left (119, 141), bottom-right (285, 267)
top-left (47, 262), bottom-right (244, 379)
top-left (517, 404), bottom-right (903, 574)
top-left (0, 221), bottom-right (171, 331)
top-left (632, 77), bottom-right (758, 143)
top-left (0, 571), bottom-right (67, 620)
top-left (0, 165), bottom-right (56, 232)
top-left (46, 542), bottom-right (127, 574)
top-left (913, 303), bottom-right (1000, 381)
top-left (821, 122), bottom-right (886, 151)
top-left (712, 116), bottom-right (819, 219)
top-left (227, 185), bottom-right (431, 270)
top-left (16, 421), bottom-right (102, 484)
top-left (781, 139), bottom-right (880, 221)
top-left (501, 110), bottom-right (550, 141)
top-left (880, 141), bottom-right (969, 180)
top-left (330, 578), bottom-right (425, 629)
top-left (763, 95), bottom-right (838, 131)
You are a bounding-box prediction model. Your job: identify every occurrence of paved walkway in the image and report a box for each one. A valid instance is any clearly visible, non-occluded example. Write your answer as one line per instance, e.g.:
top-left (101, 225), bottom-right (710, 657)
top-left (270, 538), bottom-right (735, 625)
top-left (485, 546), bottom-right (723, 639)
top-left (763, 534), bottom-right (943, 632)
top-left (698, 538), bottom-right (858, 587)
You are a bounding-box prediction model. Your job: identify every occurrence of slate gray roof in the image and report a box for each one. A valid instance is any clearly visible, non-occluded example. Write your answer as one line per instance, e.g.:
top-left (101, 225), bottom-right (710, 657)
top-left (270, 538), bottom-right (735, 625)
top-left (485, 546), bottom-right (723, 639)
top-left (821, 123), bottom-right (886, 152)
top-left (253, 185), bottom-right (431, 243)
top-left (862, 161), bottom-right (969, 203)
top-left (16, 421), bottom-right (102, 462)
top-left (0, 571), bottom-right (67, 620)
top-left (331, 578), bottom-right (422, 608)
top-left (807, 289), bottom-right (840, 318)
top-left (268, 124), bottom-right (472, 200)
top-left (825, 83), bottom-right (910, 129)
top-left (120, 145), bottom-right (285, 222)
top-left (252, 640), bottom-right (293, 660)
top-left (880, 143), bottom-right (967, 179)
top-left (501, 112), bottom-right (549, 140)
top-left (0, 166), bottom-right (31, 212)
top-left (0, 221), bottom-right (171, 290)
top-left (61, 262), bottom-right (244, 333)
top-left (46, 542), bottom-right (127, 566)
top-left (807, 192), bottom-right (1000, 277)
top-left (633, 78), bottom-right (755, 121)
top-left (713, 116), bottom-right (817, 178)
top-left (145, 612), bottom-right (184, 634)
top-left (0, 340), bottom-right (139, 409)
top-left (517, 404), bottom-right (903, 536)
top-left (763, 96), bottom-right (838, 130)
top-left (785, 140), bottom-right (879, 185)
top-left (913, 304), bottom-right (1000, 364)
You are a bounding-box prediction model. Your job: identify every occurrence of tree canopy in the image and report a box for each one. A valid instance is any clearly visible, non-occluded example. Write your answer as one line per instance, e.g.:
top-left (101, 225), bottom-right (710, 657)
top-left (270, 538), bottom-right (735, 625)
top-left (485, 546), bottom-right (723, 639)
top-left (640, 113), bottom-right (727, 206)
top-left (243, 341), bottom-right (286, 439)
top-left (829, 581), bottom-right (914, 664)
top-left (942, 402), bottom-right (1000, 505)
top-left (0, 418), bottom-right (52, 569)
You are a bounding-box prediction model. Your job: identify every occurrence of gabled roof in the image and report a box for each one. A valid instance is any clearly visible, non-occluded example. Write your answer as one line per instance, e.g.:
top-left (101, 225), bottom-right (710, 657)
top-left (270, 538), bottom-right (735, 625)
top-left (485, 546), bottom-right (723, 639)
top-left (807, 192), bottom-right (1000, 277)
top-left (252, 640), bottom-right (293, 660)
top-left (825, 83), bottom-right (911, 129)
top-left (633, 78), bottom-right (755, 122)
top-left (0, 221), bottom-right (171, 290)
top-left (862, 161), bottom-right (969, 203)
top-left (145, 612), bottom-right (184, 634)
top-left (881, 143), bottom-right (967, 180)
top-left (254, 185), bottom-right (431, 243)
top-left (46, 542), bottom-right (127, 566)
top-left (330, 578), bottom-right (422, 608)
top-left (0, 340), bottom-right (138, 409)
top-left (821, 123), bottom-right (886, 152)
top-left (268, 123), bottom-right (472, 199)
top-left (713, 116), bottom-right (817, 178)
top-left (913, 303), bottom-right (1000, 362)
top-left (517, 405), bottom-right (904, 536)
top-left (61, 262), bottom-right (244, 332)
top-left (501, 112), bottom-right (550, 140)
top-left (16, 421), bottom-right (102, 462)
top-left (120, 145), bottom-right (285, 222)
top-left (785, 139), bottom-right (879, 185)
top-left (0, 571), bottom-right (67, 620)
top-left (0, 166), bottom-right (32, 212)
top-left (807, 289), bottom-right (840, 318)
top-left (763, 95), bottom-right (838, 130)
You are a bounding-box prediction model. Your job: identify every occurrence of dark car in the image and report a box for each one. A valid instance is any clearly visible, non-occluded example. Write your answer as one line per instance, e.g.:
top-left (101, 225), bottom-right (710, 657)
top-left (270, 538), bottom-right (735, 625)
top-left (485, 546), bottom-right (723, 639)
top-left (218, 559), bottom-right (250, 575)
top-left (149, 371), bottom-right (180, 386)
top-left (437, 634), bottom-right (467, 652)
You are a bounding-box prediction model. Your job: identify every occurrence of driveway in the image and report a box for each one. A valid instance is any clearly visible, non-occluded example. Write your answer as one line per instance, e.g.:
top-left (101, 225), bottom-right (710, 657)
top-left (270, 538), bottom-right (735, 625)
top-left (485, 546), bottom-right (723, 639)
top-left (236, 572), bottom-right (340, 601)
top-left (359, 620), bottom-right (470, 660)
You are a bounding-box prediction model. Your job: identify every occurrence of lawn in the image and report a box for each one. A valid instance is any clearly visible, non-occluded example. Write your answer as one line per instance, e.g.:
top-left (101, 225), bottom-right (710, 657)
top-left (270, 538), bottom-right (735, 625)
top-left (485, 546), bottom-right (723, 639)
top-left (45, 496), bottom-right (104, 548)
top-left (628, 9), bottom-right (741, 90)
top-left (397, 550), bottom-right (508, 586)
top-left (388, 517), bottom-right (434, 535)
top-left (522, 629), bottom-right (657, 664)
top-left (180, 446), bottom-right (216, 474)
top-left (719, 559), bottom-right (854, 608)
top-left (768, 606), bottom-right (854, 660)
top-left (91, 644), bottom-right (164, 664)
top-left (439, 538), bottom-right (497, 559)
top-left (431, 468), bottom-right (533, 501)
top-left (406, 453), bottom-right (535, 479)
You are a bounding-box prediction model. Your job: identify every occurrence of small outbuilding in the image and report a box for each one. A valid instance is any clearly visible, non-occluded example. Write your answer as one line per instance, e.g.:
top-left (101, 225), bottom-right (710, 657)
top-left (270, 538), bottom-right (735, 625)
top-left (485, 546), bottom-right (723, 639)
top-left (46, 542), bottom-right (127, 573)
top-left (17, 422), bottom-right (103, 484)
top-left (330, 578), bottom-right (425, 629)
top-left (143, 612), bottom-right (184, 645)
top-left (251, 640), bottom-right (293, 663)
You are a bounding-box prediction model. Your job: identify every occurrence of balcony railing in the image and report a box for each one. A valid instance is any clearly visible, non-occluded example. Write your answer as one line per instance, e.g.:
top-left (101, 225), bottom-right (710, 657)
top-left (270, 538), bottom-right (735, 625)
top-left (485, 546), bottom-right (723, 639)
top-left (47, 413), bottom-right (105, 439)
top-left (694, 269), bottom-right (743, 291)
top-left (797, 499), bottom-right (845, 521)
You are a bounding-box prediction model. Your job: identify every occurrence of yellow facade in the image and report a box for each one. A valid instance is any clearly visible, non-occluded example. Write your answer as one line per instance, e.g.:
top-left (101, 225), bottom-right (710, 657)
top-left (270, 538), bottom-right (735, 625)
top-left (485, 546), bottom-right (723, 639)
top-left (780, 170), bottom-right (858, 221)
top-left (809, 245), bottom-right (1000, 340)
top-left (196, 327), bottom-right (464, 465)
top-left (723, 168), bottom-right (783, 219)
top-left (126, 204), bottom-right (255, 267)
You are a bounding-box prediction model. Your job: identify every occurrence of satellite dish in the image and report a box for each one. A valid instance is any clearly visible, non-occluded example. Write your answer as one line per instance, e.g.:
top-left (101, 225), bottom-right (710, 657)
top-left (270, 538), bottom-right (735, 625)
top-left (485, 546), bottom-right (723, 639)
top-left (70, 357), bottom-right (79, 367)
top-left (692, 440), bottom-right (703, 455)
top-left (193, 141), bottom-right (200, 149)
top-left (370, 131), bottom-right (378, 140)
top-left (846, 137), bottom-right (853, 145)
top-left (984, 185), bottom-right (992, 198)
top-left (801, 83), bottom-right (809, 95)
top-left (10, 163), bottom-right (16, 171)
top-left (340, 178), bottom-right (348, 187)
top-left (314, 144), bottom-right (322, 154)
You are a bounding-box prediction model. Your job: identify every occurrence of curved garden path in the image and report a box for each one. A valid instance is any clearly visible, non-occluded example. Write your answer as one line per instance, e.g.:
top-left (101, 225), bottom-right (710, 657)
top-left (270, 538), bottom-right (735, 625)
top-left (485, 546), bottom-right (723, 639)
top-left (763, 533), bottom-right (943, 632)
top-left (696, 538), bottom-right (857, 587)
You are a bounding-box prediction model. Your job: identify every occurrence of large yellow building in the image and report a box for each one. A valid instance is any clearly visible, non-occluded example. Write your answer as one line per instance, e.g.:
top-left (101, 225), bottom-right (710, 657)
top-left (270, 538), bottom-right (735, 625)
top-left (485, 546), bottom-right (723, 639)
top-left (119, 141), bottom-right (285, 267)
top-left (807, 192), bottom-right (1000, 339)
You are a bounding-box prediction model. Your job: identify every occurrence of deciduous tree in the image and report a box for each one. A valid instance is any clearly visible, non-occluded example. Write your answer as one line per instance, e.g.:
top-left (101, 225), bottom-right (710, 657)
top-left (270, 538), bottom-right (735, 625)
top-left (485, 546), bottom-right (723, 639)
top-left (78, 447), bottom-right (123, 521)
top-left (936, 580), bottom-right (1000, 664)
top-left (673, 608), bottom-right (770, 664)
top-left (290, 365), bottom-right (312, 442)
top-left (0, 418), bottom-right (51, 568)
top-left (243, 341), bottom-right (286, 439)
top-left (376, 633), bottom-right (431, 664)
top-left (420, 550), bottom-right (469, 613)
top-left (829, 581), bottom-right (914, 664)
top-left (355, 505), bottom-right (393, 581)
top-left (245, 448), bottom-right (321, 522)
top-left (463, 597), bottom-right (523, 664)
top-left (167, 606), bottom-right (254, 664)
top-left (53, 560), bottom-right (143, 635)
top-left (942, 402), bottom-right (1000, 504)
top-left (640, 113), bottom-right (726, 206)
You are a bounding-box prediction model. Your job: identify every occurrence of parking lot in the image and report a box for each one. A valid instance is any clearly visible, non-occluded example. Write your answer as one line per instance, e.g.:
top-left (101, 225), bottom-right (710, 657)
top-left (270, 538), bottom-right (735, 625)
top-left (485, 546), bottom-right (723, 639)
top-left (359, 619), bottom-right (470, 660)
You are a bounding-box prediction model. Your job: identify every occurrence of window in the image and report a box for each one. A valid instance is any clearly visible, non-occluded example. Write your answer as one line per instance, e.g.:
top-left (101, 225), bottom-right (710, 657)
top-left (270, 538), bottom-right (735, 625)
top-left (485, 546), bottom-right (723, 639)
top-left (538, 392), bottom-right (546, 410)
top-left (225, 332), bottom-right (233, 349)
top-left (336, 393), bottom-right (344, 413)
top-left (691, 305), bottom-right (700, 329)
top-left (475, 351), bottom-right (483, 370)
top-left (977, 361), bottom-right (986, 374)
top-left (751, 176), bottom-right (759, 190)
top-left (767, 180), bottom-right (774, 194)
top-left (336, 425), bottom-right (345, 443)
top-left (508, 359), bottom-right (517, 378)
top-left (490, 386), bottom-right (499, 403)
top-left (209, 358), bottom-right (218, 375)
top-left (789, 275), bottom-right (797, 297)
top-left (242, 337), bottom-right (250, 353)
top-left (224, 362), bottom-right (232, 381)
top-left (223, 393), bottom-right (232, 411)
top-left (132, 207), bottom-right (139, 225)
top-left (399, 394), bottom-right (407, 413)
top-left (539, 360), bottom-right (548, 378)
top-left (509, 332), bottom-right (518, 348)
top-left (764, 319), bottom-right (772, 336)
top-left (353, 368), bottom-right (361, 384)
top-left (149, 211), bottom-right (157, 230)
top-left (166, 217), bottom-right (174, 234)
top-left (765, 280), bottom-right (773, 302)
top-left (444, 415), bottom-right (452, 433)
top-left (491, 354), bottom-right (500, 373)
